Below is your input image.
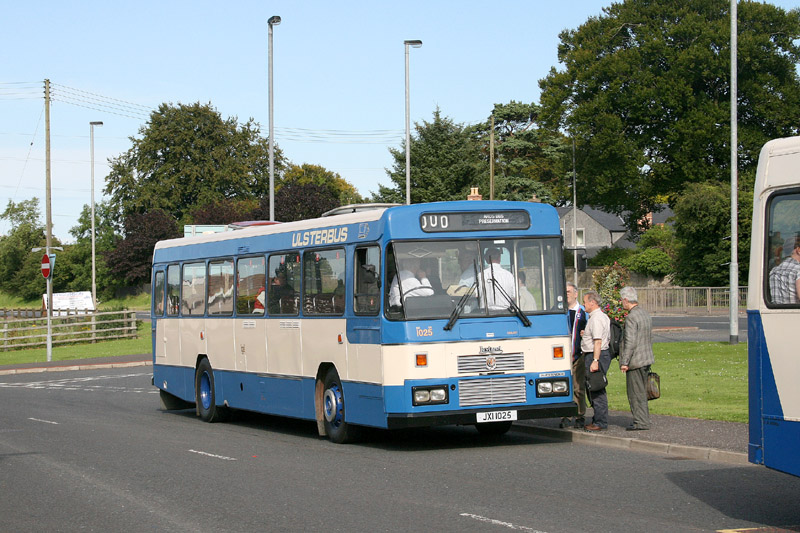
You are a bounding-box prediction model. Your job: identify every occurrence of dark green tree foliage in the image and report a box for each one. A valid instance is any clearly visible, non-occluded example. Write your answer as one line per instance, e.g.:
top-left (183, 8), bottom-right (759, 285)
top-left (374, 109), bottom-right (487, 203)
top-left (673, 182), bottom-right (752, 286)
top-left (265, 182), bottom-right (340, 222)
top-left (471, 101), bottom-right (569, 202)
top-left (105, 210), bottom-right (181, 285)
top-left (539, 0), bottom-right (800, 229)
top-left (190, 198), bottom-right (259, 225)
top-left (0, 199), bottom-right (51, 300)
top-left (104, 102), bottom-right (287, 225)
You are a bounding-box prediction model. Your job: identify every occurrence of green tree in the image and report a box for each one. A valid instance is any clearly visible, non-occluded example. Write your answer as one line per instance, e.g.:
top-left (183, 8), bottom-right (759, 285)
top-left (265, 182), bottom-right (339, 222)
top-left (104, 102), bottom-right (287, 226)
top-left (673, 182), bottom-right (752, 286)
top-left (189, 198), bottom-right (259, 225)
top-left (280, 163), bottom-right (363, 205)
top-left (621, 225), bottom-right (677, 278)
top-left (0, 199), bottom-right (51, 301)
top-left (57, 201), bottom-right (122, 302)
top-left (373, 109), bottom-right (487, 203)
top-left (470, 101), bottom-right (569, 202)
top-left (539, 0), bottom-right (800, 229)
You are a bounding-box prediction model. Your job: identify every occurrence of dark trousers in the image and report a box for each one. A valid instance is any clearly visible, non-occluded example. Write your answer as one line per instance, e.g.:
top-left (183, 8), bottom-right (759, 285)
top-left (584, 350), bottom-right (611, 428)
top-left (572, 354), bottom-right (586, 419)
top-left (626, 365), bottom-right (651, 429)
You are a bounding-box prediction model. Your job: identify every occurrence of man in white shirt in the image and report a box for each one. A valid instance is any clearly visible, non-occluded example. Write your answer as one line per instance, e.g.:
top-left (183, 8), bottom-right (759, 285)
top-left (581, 290), bottom-right (611, 431)
top-left (483, 248), bottom-right (516, 310)
top-left (389, 257), bottom-right (434, 307)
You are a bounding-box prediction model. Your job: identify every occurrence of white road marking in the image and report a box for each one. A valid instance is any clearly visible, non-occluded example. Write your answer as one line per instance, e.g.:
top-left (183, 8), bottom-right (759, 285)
top-left (188, 449), bottom-right (237, 461)
top-left (0, 373), bottom-right (157, 394)
top-left (28, 417), bottom-right (59, 425)
top-left (460, 513), bottom-right (549, 532)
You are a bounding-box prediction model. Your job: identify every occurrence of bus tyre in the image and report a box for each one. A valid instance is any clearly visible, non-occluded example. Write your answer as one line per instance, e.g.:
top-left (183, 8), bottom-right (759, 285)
top-left (195, 359), bottom-right (229, 423)
top-left (160, 389), bottom-right (193, 411)
top-left (475, 421), bottom-right (513, 437)
top-left (322, 369), bottom-right (356, 444)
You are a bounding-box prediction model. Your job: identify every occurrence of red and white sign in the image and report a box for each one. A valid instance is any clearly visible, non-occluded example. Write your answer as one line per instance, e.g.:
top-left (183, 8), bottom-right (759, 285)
top-left (41, 254), bottom-right (51, 279)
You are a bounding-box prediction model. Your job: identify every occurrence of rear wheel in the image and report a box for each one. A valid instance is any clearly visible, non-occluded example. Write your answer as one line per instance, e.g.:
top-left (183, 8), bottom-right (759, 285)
top-left (195, 358), bottom-right (228, 422)
top-left (475, 421), bottom-right (513, 437)
top-left (322, 369), bottom-right (357, 443)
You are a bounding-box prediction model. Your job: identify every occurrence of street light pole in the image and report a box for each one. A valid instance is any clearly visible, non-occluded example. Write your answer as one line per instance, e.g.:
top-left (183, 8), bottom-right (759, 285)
top-left (89, 121), bottom-right (103, 310)
top-left (268, 15), bottom-right (281, 222)
top-left (404, 39), bottom-right (422, 205)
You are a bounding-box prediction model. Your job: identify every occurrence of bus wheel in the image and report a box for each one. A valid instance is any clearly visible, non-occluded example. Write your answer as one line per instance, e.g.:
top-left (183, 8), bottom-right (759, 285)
top-left (322, 369), bottom-right (355, 444)
top-left (195, 358), bottom-right (228, 423)
top-left (475, 421), bottom-right (513, 437)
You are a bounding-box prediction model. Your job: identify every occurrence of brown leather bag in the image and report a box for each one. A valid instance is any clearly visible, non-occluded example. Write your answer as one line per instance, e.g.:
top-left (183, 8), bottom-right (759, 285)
top-left (647, 371), bottom-right (661, 401)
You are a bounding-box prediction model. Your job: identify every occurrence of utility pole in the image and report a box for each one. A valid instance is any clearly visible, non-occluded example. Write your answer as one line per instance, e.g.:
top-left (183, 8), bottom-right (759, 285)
top-left (489, 115), bottom-right (494, 200)
top-left (44, 79), bottom-right (53, 362)
top-left (729, 0), bottom-right (739, 345)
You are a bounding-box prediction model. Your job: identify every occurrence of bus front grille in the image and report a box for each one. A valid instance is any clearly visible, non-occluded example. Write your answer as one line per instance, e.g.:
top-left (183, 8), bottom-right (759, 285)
top-left (458, 376), bottom-right (527, 407)
top-left (457, 353), bottom-right (524, 374)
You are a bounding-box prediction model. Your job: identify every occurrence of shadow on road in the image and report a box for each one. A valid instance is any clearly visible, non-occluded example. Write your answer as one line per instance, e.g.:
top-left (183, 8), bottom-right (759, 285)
top-left (666, 466), bottom-right (800, 527)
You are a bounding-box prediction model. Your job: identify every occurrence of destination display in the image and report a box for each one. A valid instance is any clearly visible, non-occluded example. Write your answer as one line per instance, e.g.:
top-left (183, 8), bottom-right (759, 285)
top-left (419, 211), bottom-right (530, 232)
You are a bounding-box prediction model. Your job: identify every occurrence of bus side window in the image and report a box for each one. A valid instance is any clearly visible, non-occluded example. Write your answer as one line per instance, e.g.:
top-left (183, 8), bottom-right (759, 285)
top-left (268, 253), bottom-right (300, 315)
top-left (153, 270), bottom-right (165, 316)
top-left (303, 249), bottom-right (345, 315)
top-left (766, 192), bottom-right (800, 306)
top-left (355, 246), bottom-right (380, 315)
top-left (166, 264), bottom-right (180, 316)
top-left (182, 262), bottom-right (207, 316)
top-left (237, 256), bottom-right (266, 315)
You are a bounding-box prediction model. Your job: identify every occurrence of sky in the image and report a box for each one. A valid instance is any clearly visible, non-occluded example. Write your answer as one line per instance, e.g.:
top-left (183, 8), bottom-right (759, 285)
top-left (2, 0), bottom-right (798, 243)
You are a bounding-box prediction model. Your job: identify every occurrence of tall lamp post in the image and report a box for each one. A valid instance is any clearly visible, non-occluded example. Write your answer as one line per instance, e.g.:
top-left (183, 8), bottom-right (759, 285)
top-left (404, 39), bottom-right (422, 205)
top-left (89, 121), bottom-right (103, 309)
top-left (268, 15), bottom-right (281, 221)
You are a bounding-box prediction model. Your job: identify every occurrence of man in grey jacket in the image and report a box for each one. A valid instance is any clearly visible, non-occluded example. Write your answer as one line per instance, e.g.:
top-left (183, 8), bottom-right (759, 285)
top-left (619, 287), bottom-right (655, 431)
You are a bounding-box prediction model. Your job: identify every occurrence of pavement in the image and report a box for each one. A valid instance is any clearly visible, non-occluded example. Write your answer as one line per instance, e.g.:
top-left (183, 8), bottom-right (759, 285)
top-left (0, 354), bottom-right (750, 466)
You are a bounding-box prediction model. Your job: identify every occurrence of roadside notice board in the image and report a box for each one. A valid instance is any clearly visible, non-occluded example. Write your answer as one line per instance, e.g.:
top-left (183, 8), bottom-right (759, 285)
top-left (41, 291), bottom-right (95, 313)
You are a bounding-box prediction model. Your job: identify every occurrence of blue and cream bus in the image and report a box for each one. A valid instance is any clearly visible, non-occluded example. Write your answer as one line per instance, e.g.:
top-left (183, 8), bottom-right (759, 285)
top-left (152, 201), bottom-right (575, 442)
top-left (748, 137), bottom-right (800, 476)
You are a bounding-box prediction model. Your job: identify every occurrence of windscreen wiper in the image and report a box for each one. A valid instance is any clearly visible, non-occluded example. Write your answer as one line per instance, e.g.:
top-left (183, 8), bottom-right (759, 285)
top-left (444, 279), bottom-right (478, 331)
top-left (487, 277), bottom-right (531, 328)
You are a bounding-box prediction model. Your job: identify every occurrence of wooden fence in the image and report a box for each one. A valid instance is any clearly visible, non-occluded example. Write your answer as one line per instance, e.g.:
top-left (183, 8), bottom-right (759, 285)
top-left (1, 310), bottom-right (137, 351)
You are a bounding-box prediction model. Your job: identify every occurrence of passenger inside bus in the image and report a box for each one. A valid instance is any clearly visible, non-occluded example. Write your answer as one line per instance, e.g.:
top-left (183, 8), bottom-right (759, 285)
top-left (388, 257), bottom-right (434, 307)
top-left (769, 235), bottom-right (800, 304)
top-left (482, 247), bottom-right (516, 310)
top-left (517, 271), bottom-right (538, 311)
top-left (268, 269), bottom-right (296, 314)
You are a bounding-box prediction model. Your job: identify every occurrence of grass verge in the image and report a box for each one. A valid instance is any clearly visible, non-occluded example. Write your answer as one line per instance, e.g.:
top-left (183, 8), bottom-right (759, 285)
top-left (0, 320), bottom-right (151, 366)
top-left (605, 341), bottom-right (747, 423)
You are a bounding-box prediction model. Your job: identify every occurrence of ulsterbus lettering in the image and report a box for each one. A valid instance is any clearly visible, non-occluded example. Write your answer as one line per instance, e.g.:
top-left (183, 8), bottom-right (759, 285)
top-left (291, 227), bottom-right (349, 247)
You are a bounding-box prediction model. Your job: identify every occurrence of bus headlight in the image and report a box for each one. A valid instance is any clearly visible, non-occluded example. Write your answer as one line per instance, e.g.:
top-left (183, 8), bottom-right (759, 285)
top-left (536, 379), bottom-right (570, 397)
top-left (412, 386), bottom-right (449, 406)
top-left (414, 389), bottom-right (431, 404)
top-left (552, 380), bottom-right (569, 394)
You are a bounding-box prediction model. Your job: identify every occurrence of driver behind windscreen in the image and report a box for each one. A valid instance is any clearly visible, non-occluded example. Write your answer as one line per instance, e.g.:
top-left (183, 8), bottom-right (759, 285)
top-left (389, 257), bottom-right (434, 306)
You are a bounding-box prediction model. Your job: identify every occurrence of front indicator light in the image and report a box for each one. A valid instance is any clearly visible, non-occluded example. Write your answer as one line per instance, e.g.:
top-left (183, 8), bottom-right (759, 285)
top-left (537, 382), bottom-right (553, 395)
top-left (553, 346), bottom-right (564, 359)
